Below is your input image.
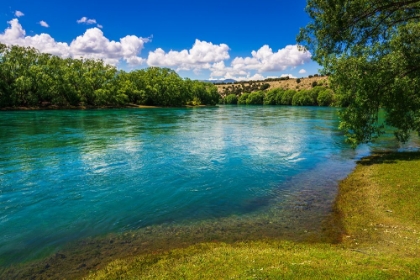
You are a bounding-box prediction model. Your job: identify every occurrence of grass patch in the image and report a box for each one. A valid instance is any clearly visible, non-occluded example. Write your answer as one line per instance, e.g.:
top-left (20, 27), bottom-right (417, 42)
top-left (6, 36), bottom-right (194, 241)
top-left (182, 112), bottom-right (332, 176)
top-left (86, 152), bottom-right (420, 279)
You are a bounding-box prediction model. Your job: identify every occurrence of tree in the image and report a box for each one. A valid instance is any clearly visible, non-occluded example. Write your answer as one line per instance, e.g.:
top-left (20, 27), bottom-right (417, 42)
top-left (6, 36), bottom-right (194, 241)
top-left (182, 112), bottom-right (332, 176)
top-left (297, 0), bottom-right (420, 145)
top-left (246, 91), bottom-right (264, 105)
top-left (238, 93), bottom-right (249, 105)
top-left (225, 94), bottom-right (238, 105)
top-left (292, 90), bottom-right (315, 106)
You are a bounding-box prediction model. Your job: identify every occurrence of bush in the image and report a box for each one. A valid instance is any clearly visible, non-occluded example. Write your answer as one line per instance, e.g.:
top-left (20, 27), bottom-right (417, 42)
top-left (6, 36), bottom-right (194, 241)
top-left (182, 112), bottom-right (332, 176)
top-left (246, 91), bottom-right (264, 105)
top-left (292, 90), bottom-right (315, 106)
top-left (317, 89), bottom-right (334, 106)
top-left (238, 93), bottom-right (250, 105)
top-left (307, 86), bottom-right (326, 104)
top-left (260, 83), bottom-right (270, 90)
top-left (264, 89), bottom-right (278, 105)
top-left (296, 78), bottom-right (301, 84)
top-left (225, 94), bottom-right (238, 105)
top-left (274, 89), bottom-right (285, 105)
top-left (280, 90), bottom-right (296, 105)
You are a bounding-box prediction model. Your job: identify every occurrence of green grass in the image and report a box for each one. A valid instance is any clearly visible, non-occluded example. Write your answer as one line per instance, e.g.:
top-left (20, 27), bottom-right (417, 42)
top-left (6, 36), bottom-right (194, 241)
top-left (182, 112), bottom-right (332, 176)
top-left (85, 152), bottom-right (420, 280)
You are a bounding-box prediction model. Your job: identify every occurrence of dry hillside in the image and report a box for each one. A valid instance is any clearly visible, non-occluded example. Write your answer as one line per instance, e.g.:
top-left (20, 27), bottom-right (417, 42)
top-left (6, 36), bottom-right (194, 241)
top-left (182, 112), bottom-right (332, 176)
top-left (216, 76), bottom-right (329, 95)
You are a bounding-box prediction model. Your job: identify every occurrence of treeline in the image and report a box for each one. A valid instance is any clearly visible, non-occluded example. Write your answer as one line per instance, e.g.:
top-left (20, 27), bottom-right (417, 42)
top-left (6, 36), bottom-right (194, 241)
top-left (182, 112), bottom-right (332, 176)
top-left (221, 86), bottom-right (335, 106)
top-left (220, 81), bottom-right (271, 95)
top-left (0, 44), bottom-right (219, 108)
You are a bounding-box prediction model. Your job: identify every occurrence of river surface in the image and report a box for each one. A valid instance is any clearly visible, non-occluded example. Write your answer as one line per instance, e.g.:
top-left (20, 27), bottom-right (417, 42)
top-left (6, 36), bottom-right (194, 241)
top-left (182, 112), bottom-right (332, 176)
top-left (0, 106), bottom-right (416, 268)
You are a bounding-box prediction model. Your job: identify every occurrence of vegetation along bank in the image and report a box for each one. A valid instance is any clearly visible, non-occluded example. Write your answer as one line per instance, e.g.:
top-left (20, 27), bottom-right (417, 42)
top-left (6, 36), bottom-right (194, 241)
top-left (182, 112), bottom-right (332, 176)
top-left (0, 43), bottom-right (336, 110)
top-left (85, 152), bottom-right (420, 279)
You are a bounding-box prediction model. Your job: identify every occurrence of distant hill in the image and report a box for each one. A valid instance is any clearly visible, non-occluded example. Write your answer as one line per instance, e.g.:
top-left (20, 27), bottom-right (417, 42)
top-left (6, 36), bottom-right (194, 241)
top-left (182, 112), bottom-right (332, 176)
top-left (215, 76), bottom-right (329, 95)
top-left (202, 79), bottom-right (237, 84)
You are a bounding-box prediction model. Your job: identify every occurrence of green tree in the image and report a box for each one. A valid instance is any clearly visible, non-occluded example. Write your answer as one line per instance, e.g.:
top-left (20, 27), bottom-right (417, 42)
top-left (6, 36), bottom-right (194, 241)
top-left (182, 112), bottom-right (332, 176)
top-left (238, 93), bottom-right (250, 105)
top-left (280, 90), bottom-right (297, 105)
top-left (274, 89), bottom-right (285, 105)
top-left (264, 89), bottom-right (278, 105)
top-left (317, 89), bottom-right (334, 107)
top-left (225, 94), bottom-right (238, 105)
top-left (298, 0), bottom-right (420, 145)
top-left (292, 90), bottom-right (315, 106)
top-left (246, 91), bottom-right (264, 105)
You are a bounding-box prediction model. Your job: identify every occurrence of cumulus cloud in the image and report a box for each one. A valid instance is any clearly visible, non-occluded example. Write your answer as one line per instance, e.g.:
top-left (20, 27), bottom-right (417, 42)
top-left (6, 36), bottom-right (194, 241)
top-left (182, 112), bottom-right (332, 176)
top-left (281, 74), bottom-right (297, 79)
top-left (77, 17), bottom-right (103, 29)
top-left (77, 17), bottom-right (97, 24)
top-left (231, 45), bottom-right (311, 73)
top-left (147, 39), bottom-right (230, 71)
top-left (299, 69), bottom-right (306, 74)
top-left (39, 21), bottom-right (49, 28)
top-left (209, 44), bottom-right (311, 80)
top-left (0, 19), bottom-right (149, 65)
top-left (15, 11), bottom-right (24, 17)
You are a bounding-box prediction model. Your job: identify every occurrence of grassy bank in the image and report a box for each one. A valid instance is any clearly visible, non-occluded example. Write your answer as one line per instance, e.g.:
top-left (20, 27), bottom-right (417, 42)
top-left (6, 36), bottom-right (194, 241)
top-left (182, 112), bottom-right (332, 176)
top-left (86, 152), bottom-right (420, 279)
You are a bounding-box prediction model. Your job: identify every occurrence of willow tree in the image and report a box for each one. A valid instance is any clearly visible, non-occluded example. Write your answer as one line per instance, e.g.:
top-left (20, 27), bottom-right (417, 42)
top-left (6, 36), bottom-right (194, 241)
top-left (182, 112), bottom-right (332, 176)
top-left (297, 0), bottom-right (420, 145)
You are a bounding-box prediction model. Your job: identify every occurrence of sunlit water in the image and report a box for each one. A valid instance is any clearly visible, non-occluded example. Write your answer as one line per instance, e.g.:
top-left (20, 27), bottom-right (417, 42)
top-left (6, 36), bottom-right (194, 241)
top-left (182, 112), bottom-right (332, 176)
top-left (0, 106), bottom-right (417, 267)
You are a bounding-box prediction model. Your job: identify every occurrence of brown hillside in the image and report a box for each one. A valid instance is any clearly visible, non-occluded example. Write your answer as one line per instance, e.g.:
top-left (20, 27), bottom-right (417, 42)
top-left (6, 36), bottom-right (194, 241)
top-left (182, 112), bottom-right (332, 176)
top-left (216, 76), bottom-right (329, 95)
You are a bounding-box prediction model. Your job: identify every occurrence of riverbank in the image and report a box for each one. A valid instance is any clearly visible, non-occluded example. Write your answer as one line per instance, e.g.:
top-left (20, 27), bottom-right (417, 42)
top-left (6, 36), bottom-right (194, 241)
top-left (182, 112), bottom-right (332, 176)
top-left (85, 152), bottom-right (420, 279)
top-left (0, 104), bottom-right (207, 111)
top-left (1, 152), bottom-right (418, 279)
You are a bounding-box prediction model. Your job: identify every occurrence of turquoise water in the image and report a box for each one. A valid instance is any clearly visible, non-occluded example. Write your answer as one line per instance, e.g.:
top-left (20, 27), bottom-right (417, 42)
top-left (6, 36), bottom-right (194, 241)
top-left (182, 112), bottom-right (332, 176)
top-left (0, 106), bottom-right (413, 267)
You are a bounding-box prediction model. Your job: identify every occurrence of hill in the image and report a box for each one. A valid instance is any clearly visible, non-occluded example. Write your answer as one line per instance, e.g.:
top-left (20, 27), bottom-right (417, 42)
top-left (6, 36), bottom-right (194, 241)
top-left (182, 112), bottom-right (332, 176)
top-left (216, 76), bottom-right (329, 96)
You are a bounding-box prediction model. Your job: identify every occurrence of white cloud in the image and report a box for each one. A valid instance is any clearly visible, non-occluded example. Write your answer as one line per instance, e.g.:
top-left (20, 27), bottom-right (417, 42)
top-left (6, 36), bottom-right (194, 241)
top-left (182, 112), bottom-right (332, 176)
top-left (281, 74), bottom-right (297, 79)
top-left (147, 39), bottom-right (230, 71)
top-left (209, 44), bottom-right (311, 80)
top-left (70, 28), bottom-right (149, 65)
top-left (231, 45), bottom-right (311, 73)
top-left (77, 17), bottom-right (97, 25)
top-left (15, 11), bottom-right (24, 17)
top-left (77, 17), bottom-right (103, 29)
top-left (0, 19), bottom-right (149, 66)
top-left (39, 21), bottom-right (49, 28)
top-left (299, 69), bottom-right (306, 74)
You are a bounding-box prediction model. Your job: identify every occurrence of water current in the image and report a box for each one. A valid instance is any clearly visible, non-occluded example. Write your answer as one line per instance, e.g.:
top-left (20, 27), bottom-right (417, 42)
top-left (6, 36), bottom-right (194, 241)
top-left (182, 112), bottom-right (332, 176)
top-left (0, 106), bottom-right (416, 269)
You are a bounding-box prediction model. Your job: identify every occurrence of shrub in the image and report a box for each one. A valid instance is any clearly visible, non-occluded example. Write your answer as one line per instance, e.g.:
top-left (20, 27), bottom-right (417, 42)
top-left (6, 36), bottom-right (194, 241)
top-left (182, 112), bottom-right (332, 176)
top-left (275, 89), bottom-right (285, 105)
top-left (225, 94), bottom-right (238, 105)
top-left (281, 90), bottom-right (296, 105)
top-left (296, 78), bottom-right (301, 84)
top-left (317, 89), bottom-right (334, 106)
top-left (238, 93), bottom-right (250, 105)
top-left (264, 89), bottom-right (278, 105)
top-left (246, 91), bottom-right (264, 105)
top-left (292, 90), bottom-right (315, 106)
top-left (260, 83), bottom-right (270, 90)
top-left (307, 86), bottom-right (326, 104)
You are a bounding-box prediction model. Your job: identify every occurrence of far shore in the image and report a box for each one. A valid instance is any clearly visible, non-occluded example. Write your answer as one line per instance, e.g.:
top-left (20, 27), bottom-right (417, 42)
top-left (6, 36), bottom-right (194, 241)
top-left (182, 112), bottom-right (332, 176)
top-left (0, 104), bottom-right (213, 111)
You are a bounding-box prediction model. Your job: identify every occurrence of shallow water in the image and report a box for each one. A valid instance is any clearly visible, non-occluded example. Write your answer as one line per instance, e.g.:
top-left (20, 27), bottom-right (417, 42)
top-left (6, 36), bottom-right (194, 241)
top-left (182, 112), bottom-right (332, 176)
top-left (0, 106), bottom-right (415, 268)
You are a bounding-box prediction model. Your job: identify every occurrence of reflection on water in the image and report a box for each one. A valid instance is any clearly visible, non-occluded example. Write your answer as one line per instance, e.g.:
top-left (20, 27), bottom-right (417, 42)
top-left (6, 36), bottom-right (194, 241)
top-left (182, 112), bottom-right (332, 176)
top-left (0, 106), bottom-right (418, 272)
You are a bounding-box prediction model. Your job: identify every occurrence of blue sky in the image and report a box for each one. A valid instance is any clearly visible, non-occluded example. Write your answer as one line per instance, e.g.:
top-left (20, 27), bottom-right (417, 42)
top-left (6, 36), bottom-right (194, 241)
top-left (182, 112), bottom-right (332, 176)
top-left (0, 0), bottom-right (320, 80)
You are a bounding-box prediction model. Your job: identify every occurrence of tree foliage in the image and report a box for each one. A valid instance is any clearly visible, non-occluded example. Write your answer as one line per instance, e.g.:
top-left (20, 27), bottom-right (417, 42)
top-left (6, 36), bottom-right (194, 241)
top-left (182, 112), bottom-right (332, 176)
top-left (0, 44), bottom-right (219, 108)
top-left (298, 0), bottom-right (420, 145)
top-left (225, 94), bottom-right (238, 105)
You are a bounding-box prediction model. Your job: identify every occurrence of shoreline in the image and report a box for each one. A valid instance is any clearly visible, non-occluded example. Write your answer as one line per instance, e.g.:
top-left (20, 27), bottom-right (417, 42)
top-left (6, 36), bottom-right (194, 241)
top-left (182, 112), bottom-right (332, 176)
top-left (0, 104), bottom-right (213, 111)
top-left (1, 152), bottom-right (419, 279)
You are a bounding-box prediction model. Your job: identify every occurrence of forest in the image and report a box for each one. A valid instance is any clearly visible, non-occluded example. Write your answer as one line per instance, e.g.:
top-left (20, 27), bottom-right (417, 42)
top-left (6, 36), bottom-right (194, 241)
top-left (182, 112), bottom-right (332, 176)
top-left (0, 44), bottom-right (220, 108)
